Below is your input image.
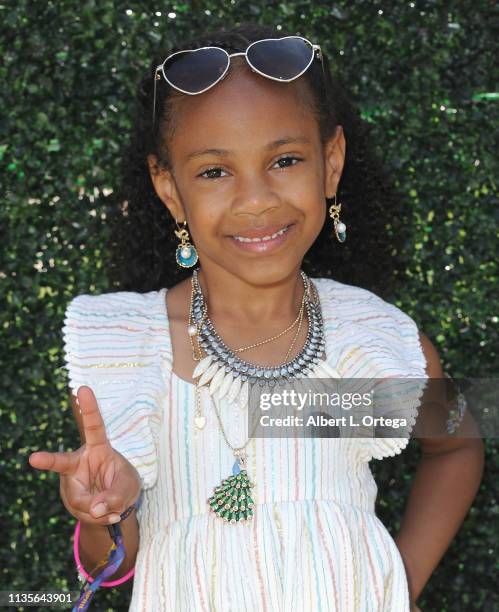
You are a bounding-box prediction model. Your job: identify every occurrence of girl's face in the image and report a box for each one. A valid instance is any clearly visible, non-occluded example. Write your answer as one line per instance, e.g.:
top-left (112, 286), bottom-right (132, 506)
top-left (149, 62), bottom-right (345, 286)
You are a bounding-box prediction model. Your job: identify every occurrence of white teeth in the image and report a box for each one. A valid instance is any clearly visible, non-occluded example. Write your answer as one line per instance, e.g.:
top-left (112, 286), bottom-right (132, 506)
top-left (233, 225), bottom-right (290, 243)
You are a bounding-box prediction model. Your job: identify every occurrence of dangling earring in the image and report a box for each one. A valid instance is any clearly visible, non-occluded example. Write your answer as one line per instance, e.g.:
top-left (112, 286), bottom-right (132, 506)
top-left (328, 194), bottom-right (347, 243)
top-left (174, 220), bottom-right (198, 268)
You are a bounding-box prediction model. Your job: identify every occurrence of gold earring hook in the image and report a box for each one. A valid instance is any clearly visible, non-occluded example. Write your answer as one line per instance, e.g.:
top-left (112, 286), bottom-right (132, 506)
top-left (174, 219), bottom-right (189, 241)
top-left (328, 193), bottom-right (341, 221)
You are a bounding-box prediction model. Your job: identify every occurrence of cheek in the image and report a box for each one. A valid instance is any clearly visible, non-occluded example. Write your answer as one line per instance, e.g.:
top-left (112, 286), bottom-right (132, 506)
top-left (184, 198), bottom-right (224, 243)
top-left (285, 162), bottom-right (325, 204)
top-left (289, 176), bottom-right (327, 228)
top-left (302, 166), bottom-right (327, 224)
top-left (304, 201), bottom-right (327, 242)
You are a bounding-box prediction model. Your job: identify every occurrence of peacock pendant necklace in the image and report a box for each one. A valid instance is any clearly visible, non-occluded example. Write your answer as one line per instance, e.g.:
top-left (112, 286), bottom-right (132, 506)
top-left (204, 387), bottom-right (259, 523)
top-left (187, 269), bottom-right (327, 523)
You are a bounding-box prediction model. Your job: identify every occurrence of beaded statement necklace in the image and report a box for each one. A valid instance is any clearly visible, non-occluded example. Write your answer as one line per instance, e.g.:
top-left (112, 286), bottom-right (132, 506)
top-left (190, 269), bottom-right (325, 388)
top-left (187, 270), bottom-right (330, 524)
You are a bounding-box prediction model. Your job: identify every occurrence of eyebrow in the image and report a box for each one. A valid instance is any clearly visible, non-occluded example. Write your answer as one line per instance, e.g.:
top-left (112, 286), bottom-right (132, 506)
top-left (185, 137), bottom-right (312, 161)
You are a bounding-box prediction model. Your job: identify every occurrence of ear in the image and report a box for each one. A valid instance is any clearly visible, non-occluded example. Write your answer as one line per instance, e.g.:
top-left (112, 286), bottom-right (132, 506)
top-left (147, 154), bottom-right (186, 222)
top-left (323, 125), bottom-right (346, 199)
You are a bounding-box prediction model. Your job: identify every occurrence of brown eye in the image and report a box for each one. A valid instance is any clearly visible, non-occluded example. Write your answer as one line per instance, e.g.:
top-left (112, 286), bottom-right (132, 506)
top-left (198, 167), bottom-right (228, 179)
top-left (273, 156), bottom-right (302, 169)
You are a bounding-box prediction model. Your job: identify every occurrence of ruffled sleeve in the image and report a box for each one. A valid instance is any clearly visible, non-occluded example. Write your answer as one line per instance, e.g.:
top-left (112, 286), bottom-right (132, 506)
top-left (314, 277), bottom-right (429, 461)
top-left (61, 289), bottom-right (172, 489)
top-left (364, 300), bottom-right (428, 460)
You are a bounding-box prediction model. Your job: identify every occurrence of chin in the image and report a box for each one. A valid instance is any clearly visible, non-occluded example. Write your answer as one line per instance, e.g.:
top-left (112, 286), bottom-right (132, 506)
top-left (231, 259), bottom-right (303, 287)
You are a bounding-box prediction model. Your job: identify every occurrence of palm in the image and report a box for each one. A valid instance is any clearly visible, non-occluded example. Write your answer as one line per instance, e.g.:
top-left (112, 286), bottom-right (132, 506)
top-left (63, 444), bottom-right (121, 498)
top-left (29, 386), bottom-right (141, 523)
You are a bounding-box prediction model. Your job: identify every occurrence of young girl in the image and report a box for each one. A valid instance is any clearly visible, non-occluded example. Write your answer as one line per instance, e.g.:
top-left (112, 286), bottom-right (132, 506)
top-left (29, 23), bottom-right (484, 612)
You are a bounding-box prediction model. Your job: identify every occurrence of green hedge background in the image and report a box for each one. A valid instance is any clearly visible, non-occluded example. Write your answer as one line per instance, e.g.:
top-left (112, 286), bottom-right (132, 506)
top-left (1, 1), bottom-right (497, 610)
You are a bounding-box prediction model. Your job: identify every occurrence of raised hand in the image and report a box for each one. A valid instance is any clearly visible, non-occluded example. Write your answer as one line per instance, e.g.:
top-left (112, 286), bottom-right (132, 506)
top-left (29, 386), bottom-right (142, 525)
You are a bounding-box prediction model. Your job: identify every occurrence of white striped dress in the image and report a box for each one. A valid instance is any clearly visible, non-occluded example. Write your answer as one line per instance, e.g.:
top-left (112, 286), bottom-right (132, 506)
top-left (62, 276), bottom-right (428, 611)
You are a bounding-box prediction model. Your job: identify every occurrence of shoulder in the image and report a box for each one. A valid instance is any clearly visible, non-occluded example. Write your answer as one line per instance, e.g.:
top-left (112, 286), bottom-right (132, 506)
top-left (65, 289), bottom-right (166, 317)
top-left (312, 276), bottom-right (429, 385)
top-left (62, 288), bottom-right (171, 395)
top-left (312, 276), bottom-right (405, 313)
top-left (312, 276), bottom-right (422, 345)
top-left (315, 278), bottom-right (442, 376)
top-left (64, 289), bottom-right (169, 341)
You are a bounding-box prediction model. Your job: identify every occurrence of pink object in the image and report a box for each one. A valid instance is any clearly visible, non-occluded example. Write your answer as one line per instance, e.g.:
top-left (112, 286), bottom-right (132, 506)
top-left (74, 520), bottom-right (135, 587)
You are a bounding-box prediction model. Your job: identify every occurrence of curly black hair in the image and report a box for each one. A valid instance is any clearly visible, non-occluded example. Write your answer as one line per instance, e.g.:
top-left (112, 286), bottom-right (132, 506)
top-left (106, 22), bottom-right (411, 298)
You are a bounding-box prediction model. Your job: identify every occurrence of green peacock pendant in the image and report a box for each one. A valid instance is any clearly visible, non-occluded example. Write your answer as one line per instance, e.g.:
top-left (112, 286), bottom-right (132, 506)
top-left (207, 452), bottom-right (255, 523)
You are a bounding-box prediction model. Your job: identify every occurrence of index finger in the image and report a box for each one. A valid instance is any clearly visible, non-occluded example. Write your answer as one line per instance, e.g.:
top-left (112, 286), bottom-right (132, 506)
top-left (77, 385), bottom-right (109, 447)
top-left (29, 450), bottom-right (79, 475)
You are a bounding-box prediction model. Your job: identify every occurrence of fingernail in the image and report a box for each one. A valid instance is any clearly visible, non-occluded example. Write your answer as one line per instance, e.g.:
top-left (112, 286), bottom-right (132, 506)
top-left (91, 502), bottom-right (107, 517)
top-left (108, 514), bottom-right (121, 524)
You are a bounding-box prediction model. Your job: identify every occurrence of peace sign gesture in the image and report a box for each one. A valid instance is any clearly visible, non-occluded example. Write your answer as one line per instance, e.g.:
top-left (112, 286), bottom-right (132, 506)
top-left (29, 386), bottom-right (142, 525)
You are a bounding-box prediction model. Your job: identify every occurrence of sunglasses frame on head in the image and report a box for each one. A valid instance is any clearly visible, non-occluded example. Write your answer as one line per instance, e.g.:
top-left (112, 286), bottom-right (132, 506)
top-left (152, 36), bottom-right (325, 128)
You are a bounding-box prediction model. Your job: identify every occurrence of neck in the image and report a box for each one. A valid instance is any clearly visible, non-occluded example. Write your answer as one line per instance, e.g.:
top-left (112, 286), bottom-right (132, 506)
top-left (195, 265), bottom-right (306, 326)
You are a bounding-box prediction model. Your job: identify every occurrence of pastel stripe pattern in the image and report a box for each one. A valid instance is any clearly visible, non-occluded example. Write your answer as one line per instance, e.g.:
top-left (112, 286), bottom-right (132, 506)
top-left (62, 277), bottom-right (428, 611)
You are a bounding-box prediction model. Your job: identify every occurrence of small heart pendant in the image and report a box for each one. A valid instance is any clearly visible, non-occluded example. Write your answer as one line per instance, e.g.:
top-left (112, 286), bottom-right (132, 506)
top-left (194, 415), bottom-right (206, 429)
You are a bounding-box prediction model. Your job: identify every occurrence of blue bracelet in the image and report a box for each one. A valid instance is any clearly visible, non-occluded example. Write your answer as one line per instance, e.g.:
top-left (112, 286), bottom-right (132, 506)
top-left (118, 490), bottom-right (143, 522)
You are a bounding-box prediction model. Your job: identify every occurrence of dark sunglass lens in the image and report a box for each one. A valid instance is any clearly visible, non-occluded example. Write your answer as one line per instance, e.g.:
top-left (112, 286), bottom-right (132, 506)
top-left (247, 38), bottom-right (313, 80)
top-left (163, 48), bottom-right (229, 93)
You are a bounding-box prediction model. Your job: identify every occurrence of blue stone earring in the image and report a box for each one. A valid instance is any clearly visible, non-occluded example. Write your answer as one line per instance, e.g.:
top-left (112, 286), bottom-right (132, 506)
top-left (174, 220), bottom-right (198, 268)
top-left (328, 194), bottom-right (347, 243)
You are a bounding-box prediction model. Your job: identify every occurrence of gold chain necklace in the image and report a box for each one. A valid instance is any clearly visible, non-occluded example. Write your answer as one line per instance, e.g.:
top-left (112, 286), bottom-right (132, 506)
top-left (234, 292), bottom-right (305, 353)
top-left (187, 274), bottom-right (306, 360)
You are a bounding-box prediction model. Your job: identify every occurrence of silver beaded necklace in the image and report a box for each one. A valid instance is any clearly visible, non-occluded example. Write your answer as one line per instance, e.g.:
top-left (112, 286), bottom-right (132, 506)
top-left (190, 269), bottom-right (326, 396)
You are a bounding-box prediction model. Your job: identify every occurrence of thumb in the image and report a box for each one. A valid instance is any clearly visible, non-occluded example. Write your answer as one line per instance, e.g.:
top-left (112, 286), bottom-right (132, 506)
top-left (29, 450), bottom-right (79, 475)
top-left (89, 472), bottom-right (141, 517)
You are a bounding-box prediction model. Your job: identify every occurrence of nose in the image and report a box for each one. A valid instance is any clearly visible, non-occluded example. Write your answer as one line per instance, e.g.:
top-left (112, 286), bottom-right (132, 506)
top-left (231, 173), bottom-right (282, 219)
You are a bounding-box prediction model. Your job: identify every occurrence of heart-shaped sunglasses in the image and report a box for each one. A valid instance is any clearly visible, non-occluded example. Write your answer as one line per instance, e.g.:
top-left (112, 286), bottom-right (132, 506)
top-left (152, 36), bottom-right (324, 126)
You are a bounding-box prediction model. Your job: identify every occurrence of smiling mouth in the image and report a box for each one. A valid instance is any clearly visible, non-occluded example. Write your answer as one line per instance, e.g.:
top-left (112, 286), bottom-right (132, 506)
top-left (231, 224), bottom-right (293, 243)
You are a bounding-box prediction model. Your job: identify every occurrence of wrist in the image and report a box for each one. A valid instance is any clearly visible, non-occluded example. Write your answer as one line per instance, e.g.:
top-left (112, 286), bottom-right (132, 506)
top-left (74, 518), bottom-right (137, 589)
top-left (79, 518), bottom-right (111, 532)
top-left (127, 488), bottom-right (144, 518)
top-left (77, 487), bottom-right (143, 528)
